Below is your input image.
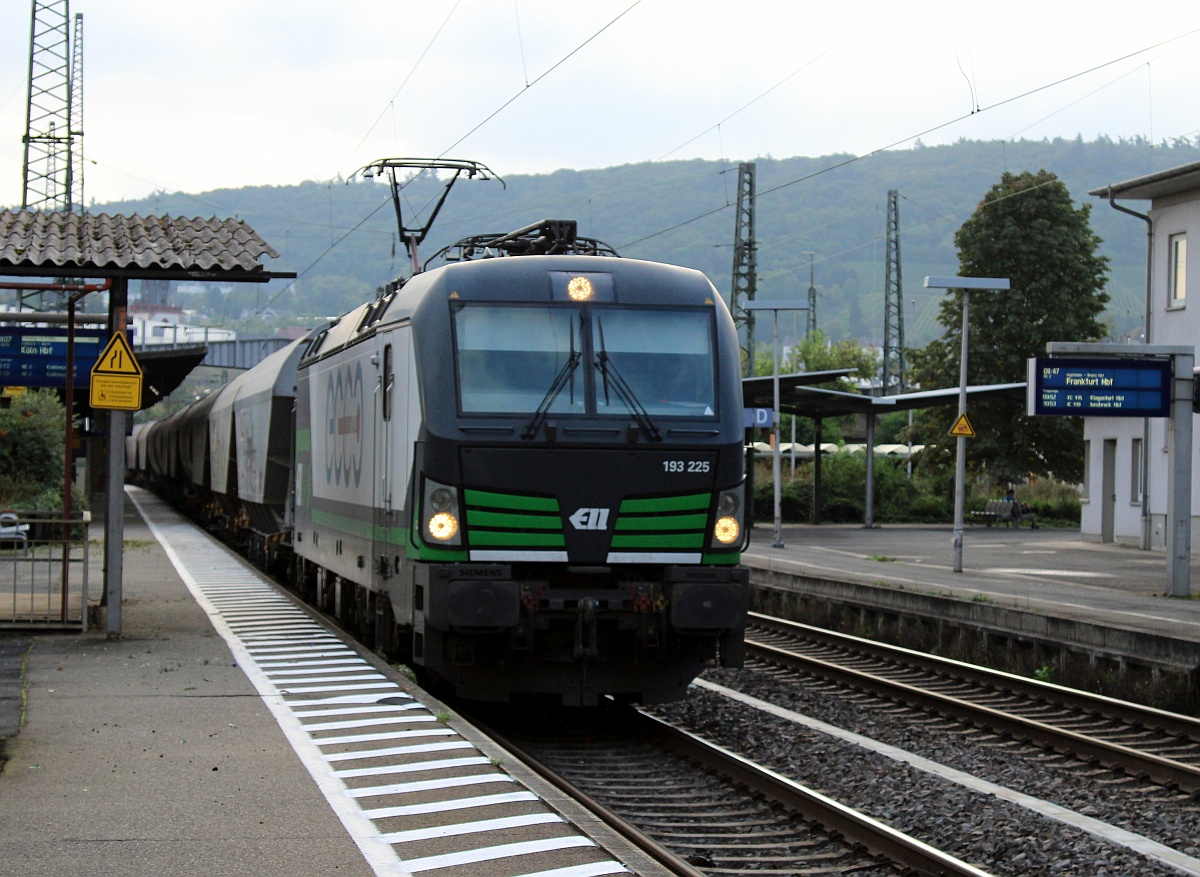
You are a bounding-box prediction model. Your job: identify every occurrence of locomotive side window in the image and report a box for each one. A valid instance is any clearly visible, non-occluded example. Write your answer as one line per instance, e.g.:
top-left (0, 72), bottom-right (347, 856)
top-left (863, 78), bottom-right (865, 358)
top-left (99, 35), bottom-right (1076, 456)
top-left (594, 309), bottom-right (716, 418)
top-left (455, 305), bottom-right (585, 414)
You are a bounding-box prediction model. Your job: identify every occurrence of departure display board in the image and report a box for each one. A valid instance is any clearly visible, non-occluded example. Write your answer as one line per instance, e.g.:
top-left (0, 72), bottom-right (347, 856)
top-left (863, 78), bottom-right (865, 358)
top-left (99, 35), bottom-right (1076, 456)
top-left (1028, 357), bottom-right (1171, 417)
top-left (0, 328), bottom-right (108, 389)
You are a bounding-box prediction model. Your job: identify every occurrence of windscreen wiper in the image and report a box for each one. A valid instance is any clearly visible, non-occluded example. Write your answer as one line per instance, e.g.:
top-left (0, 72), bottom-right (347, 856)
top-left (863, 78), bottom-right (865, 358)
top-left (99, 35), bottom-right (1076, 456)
top-left (522, 318), bottom-right (581, 440)
top-left (595, 318), bottom-right (662, 442)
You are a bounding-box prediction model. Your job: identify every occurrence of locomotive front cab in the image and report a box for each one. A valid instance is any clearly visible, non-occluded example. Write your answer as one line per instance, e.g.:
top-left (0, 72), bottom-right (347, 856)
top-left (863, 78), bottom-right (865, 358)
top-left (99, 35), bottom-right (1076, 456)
top-left (408, 256), bottom-right (749, 706)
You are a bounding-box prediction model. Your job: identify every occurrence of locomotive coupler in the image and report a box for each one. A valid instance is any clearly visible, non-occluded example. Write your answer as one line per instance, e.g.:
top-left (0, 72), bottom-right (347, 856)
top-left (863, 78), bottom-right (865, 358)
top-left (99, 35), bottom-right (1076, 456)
top-left (573, 596), bottom-right (599, 659)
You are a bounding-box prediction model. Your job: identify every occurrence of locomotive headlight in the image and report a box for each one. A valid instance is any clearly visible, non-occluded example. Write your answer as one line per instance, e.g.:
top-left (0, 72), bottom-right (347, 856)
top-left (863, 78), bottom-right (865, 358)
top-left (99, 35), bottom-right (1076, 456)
top-left (422, 478), bottom-right (462, 546)
top-left (711, 486), bottom-right (744, 548)
top-left (566, 276), bottom-right (594, 301)
top-left (429, 488), bottom-right (454, 512)
top-left (714, 516), bottom-right (740, 545)
top-left (427, 512), bottom-right (459, 541)
top-left (717, 491), bottom-right (739, 518)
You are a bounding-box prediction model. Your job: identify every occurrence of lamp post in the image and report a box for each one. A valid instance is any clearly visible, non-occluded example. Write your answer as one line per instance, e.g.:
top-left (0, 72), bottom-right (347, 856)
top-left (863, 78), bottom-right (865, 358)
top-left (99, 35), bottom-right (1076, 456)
top-left (923, 276), bottom-right (1010, 572)
top-left (744, 300), bottom-right (807, 549)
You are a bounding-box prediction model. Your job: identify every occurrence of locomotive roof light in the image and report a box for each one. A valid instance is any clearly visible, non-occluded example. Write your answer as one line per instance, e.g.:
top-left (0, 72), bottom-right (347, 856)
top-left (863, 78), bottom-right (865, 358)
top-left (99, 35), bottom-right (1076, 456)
top-left (567, 276), bottom-right (594, 301)
top-left (551, 271), bottom-right (614, 303)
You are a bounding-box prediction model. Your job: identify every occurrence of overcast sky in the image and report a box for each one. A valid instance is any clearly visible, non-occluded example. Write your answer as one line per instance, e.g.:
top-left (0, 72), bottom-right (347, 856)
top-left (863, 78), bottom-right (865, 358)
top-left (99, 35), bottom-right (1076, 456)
top-left (1, 1), bottom-right (1198, 209)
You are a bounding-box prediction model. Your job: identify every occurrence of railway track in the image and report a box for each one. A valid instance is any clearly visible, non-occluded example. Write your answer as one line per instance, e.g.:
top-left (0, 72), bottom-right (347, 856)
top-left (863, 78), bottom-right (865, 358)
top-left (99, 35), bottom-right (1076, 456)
top-left (743, 613), bottom-right (1200, 795)
top-left (475, 704), bottom-right (993, 877)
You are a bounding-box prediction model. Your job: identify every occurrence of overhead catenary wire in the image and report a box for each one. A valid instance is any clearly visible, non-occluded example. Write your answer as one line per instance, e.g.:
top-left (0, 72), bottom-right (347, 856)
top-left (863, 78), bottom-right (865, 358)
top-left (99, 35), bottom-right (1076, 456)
top-left (436, 0), bottom-right (643, 158)
top-left (336, 0), bottom-right (463, 181)
top-left (233, 195), bottom-right (393, 330)
top-left (617, 23), bottom-right (1200, 252)
top-left (239, 4), bottom-right (642, 323)
top-left (652, 46), bottom-right (837, 164)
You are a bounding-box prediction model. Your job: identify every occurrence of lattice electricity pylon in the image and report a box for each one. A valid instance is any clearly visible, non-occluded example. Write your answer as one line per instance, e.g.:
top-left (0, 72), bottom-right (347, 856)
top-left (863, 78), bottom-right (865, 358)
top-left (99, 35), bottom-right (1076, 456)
top-left (68, 11), bottom-right (84, 211)
top-left (881, 189), bottom-right (906, 394)
top-left (22, 0), bottom-right (77, 213)
top-left (729, 162), bottom-right (757, 376)
top-left (803, 251), bottom-right (817, 338)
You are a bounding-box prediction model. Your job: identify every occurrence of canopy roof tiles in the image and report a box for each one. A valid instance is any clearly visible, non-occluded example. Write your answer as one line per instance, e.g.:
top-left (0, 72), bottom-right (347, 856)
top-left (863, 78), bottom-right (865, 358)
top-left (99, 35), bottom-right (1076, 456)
top-left (0, 209), bottom-right (289, 280)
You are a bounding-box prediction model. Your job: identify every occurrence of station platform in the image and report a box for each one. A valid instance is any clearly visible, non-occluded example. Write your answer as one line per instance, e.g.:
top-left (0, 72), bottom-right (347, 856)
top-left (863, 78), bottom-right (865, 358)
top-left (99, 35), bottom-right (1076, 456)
top-left (744, 521), bottom-right (1200, 627)
top-left (4, 500), bottom-right (1200, 877)
top-left (0, 489), bottom-right (663, 877)
top-left (741, 521), bottom-right (1200, 672)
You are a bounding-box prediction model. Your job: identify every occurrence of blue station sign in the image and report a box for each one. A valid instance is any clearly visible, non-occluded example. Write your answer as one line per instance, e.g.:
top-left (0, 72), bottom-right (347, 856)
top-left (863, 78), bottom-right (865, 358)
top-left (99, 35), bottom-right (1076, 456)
top-left (1028, 357), bottom-right (1171, 417)
top-left (0, 328), bottom-right (109, 389)
top-left (743, 407), bottom-right (773, 428)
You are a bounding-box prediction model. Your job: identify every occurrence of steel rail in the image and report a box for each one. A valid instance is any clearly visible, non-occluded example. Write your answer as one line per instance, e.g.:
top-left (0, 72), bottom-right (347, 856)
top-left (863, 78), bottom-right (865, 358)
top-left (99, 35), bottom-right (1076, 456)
top-left (633, 710), bottom-right (995, 877)
top-left (748, 613), bottom-right (1200, 743)
top-left (471, 715), bottom-right (710, 877)
top-left (478, 705), bottom-right (994, 877)
top-left (745, 625), bottom-right (1200, 794)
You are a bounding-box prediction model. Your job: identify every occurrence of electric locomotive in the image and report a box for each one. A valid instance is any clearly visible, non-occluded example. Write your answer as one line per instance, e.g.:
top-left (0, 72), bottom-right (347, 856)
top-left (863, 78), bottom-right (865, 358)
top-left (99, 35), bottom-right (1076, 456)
top-left (293, 219), bottom-right (749, 706)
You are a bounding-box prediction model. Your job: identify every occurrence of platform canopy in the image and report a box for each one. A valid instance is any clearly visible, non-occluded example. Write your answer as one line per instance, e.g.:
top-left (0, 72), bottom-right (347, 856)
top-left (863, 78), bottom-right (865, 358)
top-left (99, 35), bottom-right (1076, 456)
top-left (0, 209), bottom-right (295, 281)
top-left (742, 372), bottom-right (1028, 419)
top-left (0, 208), bottom-right (295, 407)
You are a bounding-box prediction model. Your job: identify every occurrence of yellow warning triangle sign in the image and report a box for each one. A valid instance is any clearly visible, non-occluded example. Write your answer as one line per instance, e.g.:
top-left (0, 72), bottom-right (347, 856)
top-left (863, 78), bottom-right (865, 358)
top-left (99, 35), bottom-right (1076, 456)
top-left (91, 332), bottom-right (143, 377)
top-left (948, 412), bottom-right (976, 438)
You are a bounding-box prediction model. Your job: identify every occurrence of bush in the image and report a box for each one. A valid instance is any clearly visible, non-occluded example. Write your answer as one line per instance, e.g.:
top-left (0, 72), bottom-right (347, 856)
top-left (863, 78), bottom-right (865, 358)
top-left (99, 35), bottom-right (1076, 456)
top-left (0, 390), bottom-right (71, 510)
top-left (750, 450), bottom-right (1076, 526)
top-left (1015, 479), bottom-right (1081, 525)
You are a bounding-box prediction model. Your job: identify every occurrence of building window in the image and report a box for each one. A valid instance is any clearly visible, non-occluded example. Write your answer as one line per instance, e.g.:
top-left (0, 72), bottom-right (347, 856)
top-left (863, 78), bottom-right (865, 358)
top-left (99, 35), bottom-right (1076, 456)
top-left (1170, 233), bottom-right (1187, 306)
top-left (1082, 440), bottom-right (1090, 502)
top-left (1130, 437), bottom-right (1143, 505)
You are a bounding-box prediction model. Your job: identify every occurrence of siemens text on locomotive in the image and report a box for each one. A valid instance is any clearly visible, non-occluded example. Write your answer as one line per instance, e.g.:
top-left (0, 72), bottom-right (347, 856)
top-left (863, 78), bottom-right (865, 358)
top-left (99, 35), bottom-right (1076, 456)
top-left (132, 217), bottom-right (749, 706)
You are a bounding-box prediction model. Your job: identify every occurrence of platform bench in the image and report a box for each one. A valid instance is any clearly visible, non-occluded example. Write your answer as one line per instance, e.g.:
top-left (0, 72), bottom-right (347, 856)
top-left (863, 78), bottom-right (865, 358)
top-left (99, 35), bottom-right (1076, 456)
top-left (969, 499), bottom-right (1015, 527)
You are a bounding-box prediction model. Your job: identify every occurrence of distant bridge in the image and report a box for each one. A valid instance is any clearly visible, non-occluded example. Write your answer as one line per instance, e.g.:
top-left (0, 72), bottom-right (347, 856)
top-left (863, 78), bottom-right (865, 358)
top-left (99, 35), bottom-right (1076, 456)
top-left (134, 336), bottom-right (292, 371)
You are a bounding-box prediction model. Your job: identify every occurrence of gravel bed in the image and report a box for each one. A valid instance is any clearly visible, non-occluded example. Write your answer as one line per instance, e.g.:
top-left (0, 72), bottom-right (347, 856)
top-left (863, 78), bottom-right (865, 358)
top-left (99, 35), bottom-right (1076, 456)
top-left (653, 667), bottom-right (1193, 877)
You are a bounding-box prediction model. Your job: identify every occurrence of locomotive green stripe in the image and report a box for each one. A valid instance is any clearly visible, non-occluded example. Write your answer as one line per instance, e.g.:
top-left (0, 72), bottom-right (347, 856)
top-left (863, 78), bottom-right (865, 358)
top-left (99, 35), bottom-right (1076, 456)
top-left (614, 513), bottom-right (708, 531)
top-left (467, 509), bottom-right (562, 530)
top-left (312, 507), bottom-right (373, 538)
top-left (611, 533), bottom-right (705, 549)
top-left (411, 544), bottom-right (471, 561)
top-left (619, 493), bottom-right (710, 513)
top-left (462, 490), bottom-right (564, 548)
top-left (296, 428), bottom-right (311, 452)
top-left (468, 531), bottom-right (567, 547)
top-left (311, 507), bottom-right (408, 547)
top-left (702, 551), bottom-right (740, 565)
top-left (465, 489), bottom-right (559, 512)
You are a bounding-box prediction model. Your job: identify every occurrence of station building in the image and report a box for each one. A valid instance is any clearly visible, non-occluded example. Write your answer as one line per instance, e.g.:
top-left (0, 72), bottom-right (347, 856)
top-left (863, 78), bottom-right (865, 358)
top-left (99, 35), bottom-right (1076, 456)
top-left (1084, 161), bottom-right (1200, 547)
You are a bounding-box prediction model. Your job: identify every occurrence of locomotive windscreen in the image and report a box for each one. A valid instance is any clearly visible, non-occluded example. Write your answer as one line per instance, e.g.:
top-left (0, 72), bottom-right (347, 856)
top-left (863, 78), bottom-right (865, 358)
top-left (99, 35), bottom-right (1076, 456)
top-left (452, 302), bottom-right (717, 418)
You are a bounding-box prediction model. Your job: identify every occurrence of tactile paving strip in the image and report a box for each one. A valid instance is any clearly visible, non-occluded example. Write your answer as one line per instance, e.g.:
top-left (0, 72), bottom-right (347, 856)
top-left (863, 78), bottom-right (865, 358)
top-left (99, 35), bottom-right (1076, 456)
top-left (129, 487), bottom-right (630, 877)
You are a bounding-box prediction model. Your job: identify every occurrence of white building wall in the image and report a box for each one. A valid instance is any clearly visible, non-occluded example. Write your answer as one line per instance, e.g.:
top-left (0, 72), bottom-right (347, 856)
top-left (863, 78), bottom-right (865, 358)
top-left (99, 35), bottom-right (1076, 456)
top-left (1080, 418), bottom-right (1148, 546)
top-left (1081, 191), bottom-right (1200, 546)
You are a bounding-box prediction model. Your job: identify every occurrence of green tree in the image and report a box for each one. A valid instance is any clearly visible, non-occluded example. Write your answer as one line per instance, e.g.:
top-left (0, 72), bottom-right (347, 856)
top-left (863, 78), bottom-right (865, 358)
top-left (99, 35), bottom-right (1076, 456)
top-left (0, 390), bottom-right (66, 508)
top-left (754, 329), bottom-right (879, 443)
top-left (908, 169), bottom-right (1109, 483)
top-left (296, 274), bottom-right (374, 318)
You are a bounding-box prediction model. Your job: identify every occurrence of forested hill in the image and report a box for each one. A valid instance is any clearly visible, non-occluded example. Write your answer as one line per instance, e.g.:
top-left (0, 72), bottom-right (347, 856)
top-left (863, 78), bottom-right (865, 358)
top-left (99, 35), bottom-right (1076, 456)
top-left (96, 136), bottom-right (1200, 346)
